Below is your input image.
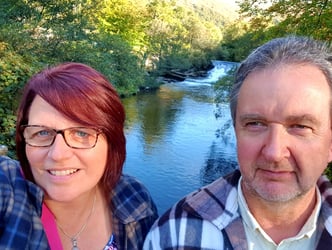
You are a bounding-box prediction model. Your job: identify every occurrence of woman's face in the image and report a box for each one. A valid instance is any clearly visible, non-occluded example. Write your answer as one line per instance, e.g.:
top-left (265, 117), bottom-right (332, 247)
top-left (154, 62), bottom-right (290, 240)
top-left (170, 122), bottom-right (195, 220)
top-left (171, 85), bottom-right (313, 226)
top-left (25, 95), bottom-right (108, 202)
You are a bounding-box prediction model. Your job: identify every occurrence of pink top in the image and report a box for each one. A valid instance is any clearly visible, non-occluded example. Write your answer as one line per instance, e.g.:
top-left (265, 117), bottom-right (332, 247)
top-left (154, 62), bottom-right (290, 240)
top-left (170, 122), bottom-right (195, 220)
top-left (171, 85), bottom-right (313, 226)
top-left (41, 203), bottom-right (63, 250)
top-left (41, 203), bottom-right (116, 250)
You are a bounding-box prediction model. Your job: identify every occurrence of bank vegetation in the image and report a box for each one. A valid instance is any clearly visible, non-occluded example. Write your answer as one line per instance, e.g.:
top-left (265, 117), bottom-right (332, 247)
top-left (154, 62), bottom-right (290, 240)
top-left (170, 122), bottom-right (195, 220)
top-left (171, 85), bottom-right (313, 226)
top-left (1, 0), bottom-right (331, 180)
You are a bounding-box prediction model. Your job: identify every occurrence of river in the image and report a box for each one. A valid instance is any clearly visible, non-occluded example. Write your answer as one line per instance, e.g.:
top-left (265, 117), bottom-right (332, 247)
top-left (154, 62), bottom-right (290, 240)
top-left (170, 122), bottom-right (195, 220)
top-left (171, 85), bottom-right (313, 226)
top-left (122, 61), bottom-right (238, 214)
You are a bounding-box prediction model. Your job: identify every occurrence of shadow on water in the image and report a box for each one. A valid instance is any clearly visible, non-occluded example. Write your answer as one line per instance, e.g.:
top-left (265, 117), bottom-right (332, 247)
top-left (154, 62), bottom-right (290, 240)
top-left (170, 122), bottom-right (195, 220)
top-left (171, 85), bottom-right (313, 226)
top-left (122, 61), bottom-right (238, 214)
top-left (123, 86), bottom-right (185, 152)
top-left (201, 141), bottom-right (238, 186)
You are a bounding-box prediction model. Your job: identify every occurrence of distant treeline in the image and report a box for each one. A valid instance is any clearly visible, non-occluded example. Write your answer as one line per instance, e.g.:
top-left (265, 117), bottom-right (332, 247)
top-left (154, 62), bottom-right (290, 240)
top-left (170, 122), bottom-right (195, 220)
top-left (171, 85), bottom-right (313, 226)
top-left (1, 0), bottom-right (331, 157)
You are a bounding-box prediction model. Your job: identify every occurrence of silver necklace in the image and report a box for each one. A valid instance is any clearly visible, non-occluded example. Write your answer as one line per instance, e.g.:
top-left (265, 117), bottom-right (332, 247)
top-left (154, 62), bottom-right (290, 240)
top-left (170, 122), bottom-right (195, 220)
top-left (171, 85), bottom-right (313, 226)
top-left (56, 193), bottom-right (96, 250)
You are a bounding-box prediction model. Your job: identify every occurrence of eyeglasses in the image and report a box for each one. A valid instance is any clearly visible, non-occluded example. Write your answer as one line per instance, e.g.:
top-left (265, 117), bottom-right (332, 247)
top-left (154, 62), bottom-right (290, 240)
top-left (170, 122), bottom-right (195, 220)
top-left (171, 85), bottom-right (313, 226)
top-left (21, 125), bottom-right (102, 149)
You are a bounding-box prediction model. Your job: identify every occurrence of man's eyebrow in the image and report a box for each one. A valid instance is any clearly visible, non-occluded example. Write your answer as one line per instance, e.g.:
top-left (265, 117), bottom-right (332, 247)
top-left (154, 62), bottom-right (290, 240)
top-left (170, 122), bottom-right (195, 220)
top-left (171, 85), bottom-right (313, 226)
top-left (238, 114), bottom-right (264, 121)
top-left (285, 115), bottom-right (320, 125)
top-left (237, 114), bottom-right (320, 124)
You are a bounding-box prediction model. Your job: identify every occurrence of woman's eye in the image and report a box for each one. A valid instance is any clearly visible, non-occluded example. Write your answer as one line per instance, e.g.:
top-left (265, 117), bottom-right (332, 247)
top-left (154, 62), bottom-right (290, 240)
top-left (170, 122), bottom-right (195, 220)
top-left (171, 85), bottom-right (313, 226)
top-left (37, 130), bottom-right (51, 137)
top-left (75, 130), bottom-right (89, 138)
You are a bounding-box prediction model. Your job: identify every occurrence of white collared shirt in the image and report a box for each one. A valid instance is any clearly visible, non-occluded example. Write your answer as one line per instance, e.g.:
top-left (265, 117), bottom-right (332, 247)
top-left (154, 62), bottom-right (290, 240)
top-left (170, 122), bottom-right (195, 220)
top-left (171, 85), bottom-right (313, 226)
top-left (237, 177), bottom-right (321, 250)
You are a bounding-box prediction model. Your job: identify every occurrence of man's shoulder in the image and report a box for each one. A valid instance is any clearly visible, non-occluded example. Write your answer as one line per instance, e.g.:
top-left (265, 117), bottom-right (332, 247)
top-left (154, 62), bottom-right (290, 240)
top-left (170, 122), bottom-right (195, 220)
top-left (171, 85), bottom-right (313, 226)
top-left (318, 174), bottom-right (332, 205)
top-left (143, 170), bottom-right (242, 249)
top-left (155, 169), bottom-right (241, 229)
top-left (318, 174), bottom-right (332, 230)
top-left (184, 169), bottom-right (241, 217)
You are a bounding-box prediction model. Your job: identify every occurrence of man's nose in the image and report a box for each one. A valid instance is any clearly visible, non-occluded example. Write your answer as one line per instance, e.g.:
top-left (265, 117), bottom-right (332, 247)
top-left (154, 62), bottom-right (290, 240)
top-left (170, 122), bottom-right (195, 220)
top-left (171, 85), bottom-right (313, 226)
top-left (261, 125), bottom-right (290, 162)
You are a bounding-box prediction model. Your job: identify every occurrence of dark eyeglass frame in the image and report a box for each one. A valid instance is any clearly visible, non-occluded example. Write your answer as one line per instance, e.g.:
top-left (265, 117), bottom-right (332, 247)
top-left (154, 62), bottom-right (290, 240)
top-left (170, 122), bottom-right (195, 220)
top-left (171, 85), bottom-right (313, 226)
top-left (21, 125), bottom-right (103, 149)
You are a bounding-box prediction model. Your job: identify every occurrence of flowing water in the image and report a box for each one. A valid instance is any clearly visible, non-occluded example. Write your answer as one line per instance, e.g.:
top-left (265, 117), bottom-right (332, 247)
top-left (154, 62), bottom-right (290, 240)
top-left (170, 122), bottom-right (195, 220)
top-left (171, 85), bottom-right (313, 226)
top-left (122, 61), bottom-right (238, 214)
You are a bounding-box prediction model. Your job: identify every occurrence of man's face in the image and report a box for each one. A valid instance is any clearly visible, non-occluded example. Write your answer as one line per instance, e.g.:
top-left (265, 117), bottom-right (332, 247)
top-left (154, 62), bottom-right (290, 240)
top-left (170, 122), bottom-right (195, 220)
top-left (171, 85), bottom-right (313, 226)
top-left (235, 64), bottom-right (332, 203)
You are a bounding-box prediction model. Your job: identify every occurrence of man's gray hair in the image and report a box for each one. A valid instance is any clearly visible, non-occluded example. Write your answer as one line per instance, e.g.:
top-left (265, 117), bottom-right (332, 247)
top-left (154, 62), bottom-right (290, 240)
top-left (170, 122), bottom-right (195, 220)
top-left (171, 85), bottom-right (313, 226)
top-left (229, 36), bottom-right (332, 125)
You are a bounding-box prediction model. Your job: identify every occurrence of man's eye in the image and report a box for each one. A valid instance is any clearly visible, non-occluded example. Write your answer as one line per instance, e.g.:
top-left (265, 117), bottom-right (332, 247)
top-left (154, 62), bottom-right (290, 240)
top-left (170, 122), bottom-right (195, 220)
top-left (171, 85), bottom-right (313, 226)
top-left (242, 121), bottom-right (267, 132)
top-left (291, 124), bottom-right (308, 129)
top-left (245, 121), bottom-right (265, 127)
top-left (289, 124), bottom-right (313, 134)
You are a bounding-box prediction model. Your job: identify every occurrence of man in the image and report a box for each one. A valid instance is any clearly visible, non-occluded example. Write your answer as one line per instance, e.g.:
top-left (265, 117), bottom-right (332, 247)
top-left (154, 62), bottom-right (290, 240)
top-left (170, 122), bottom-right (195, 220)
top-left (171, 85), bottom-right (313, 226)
top-left (0, 156), bottom-right (49, 249)
top-left (143, 36), bottom-right (332, 249)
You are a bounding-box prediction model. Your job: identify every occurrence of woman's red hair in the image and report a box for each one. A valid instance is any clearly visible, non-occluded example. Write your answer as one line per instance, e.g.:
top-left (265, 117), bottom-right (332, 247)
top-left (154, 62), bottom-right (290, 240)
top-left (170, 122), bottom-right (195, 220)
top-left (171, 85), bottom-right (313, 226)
top-left (16, 62), bottom-right (126, 199)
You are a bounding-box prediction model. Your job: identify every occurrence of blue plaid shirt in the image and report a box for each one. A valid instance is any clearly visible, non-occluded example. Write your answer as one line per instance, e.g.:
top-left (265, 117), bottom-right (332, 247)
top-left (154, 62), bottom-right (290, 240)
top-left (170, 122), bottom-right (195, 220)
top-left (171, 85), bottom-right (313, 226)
top-left (0, 156), bottom-right (49, 250)
top-left (0, 155), bottom-right (157, 250)
top-left (144, 170), bottom-right (332, 249)
top-left (111, 174), bottom-right (159, 249)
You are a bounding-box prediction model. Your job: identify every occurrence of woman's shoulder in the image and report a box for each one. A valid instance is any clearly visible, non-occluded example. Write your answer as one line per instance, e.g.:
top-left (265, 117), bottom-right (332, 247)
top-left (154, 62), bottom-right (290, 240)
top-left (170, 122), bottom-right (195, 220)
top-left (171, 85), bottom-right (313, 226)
top-left (111, 174), bottom-right (158, 223)
top-left (0, 156), bottom-right (49, 249)
top-left (0, 156), bottom-right (27, 194)
top-left (114, 174), bottom-right (151, 197)
top-left (0, 156), bottom-right (21, 180)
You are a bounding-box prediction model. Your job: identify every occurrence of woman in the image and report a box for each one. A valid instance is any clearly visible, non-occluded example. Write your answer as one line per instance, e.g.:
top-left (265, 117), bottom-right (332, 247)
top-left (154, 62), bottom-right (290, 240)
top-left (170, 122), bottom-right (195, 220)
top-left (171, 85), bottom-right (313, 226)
top-left (15, 62), bottom-right (158, 249)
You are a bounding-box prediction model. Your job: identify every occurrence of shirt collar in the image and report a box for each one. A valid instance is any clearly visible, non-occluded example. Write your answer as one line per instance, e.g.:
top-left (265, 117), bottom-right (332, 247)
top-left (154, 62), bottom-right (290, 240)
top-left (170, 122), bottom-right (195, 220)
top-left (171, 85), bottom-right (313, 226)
top-left (237, 177), bottom-right (322, 239)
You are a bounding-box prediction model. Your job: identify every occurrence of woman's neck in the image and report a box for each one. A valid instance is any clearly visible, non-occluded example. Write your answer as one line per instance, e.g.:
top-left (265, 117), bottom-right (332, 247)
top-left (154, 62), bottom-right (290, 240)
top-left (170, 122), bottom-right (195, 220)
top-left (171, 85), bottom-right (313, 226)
top-left (44, 187), bottom-right (113, 250)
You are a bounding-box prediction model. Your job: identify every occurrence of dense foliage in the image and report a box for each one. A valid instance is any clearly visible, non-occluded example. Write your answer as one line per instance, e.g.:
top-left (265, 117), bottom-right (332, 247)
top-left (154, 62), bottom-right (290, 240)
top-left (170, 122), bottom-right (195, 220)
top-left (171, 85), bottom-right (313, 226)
top-left (219, 0), bottom-right (331, 62)
top-left (0, 0), bottom-right (232, 155)
top-left (1, 0), bottom-right (332, 180)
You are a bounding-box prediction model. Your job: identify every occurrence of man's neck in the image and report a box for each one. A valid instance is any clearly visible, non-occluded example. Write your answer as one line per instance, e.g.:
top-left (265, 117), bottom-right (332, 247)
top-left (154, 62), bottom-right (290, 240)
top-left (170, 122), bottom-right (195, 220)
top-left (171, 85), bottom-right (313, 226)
top-left (242, 186), bottom-right (318, 244)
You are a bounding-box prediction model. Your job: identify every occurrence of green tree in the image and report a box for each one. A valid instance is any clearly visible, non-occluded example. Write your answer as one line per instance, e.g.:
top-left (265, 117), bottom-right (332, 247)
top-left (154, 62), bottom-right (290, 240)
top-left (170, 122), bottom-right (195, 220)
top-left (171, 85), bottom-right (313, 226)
top-left (97, 0), bottom-right (149, 50)
top-left (0, 42), bottom-right (36, 157)
top-left (0, 0), bottom-right (241, 156)
top-left (237, 0), bottom-right (332, 41)
top-left (0, 0), bottom-right (150, 155)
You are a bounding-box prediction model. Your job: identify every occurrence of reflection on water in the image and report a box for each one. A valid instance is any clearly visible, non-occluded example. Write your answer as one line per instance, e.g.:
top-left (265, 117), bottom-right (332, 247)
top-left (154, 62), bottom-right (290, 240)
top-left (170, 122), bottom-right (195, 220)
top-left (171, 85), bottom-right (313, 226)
top-left (122, 61), bottom-right (238, 214)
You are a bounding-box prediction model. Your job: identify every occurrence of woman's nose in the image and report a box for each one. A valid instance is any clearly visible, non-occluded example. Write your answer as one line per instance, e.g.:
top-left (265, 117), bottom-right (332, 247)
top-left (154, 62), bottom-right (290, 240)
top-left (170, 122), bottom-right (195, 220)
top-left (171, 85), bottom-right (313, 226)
top-left (47, 134), bottom-right (72, 160)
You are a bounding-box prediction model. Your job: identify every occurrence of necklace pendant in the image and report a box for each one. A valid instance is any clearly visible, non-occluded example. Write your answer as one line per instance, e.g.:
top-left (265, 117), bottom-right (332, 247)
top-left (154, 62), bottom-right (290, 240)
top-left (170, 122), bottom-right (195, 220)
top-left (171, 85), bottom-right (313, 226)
top-left (72, 238), bottom-right (79, 250)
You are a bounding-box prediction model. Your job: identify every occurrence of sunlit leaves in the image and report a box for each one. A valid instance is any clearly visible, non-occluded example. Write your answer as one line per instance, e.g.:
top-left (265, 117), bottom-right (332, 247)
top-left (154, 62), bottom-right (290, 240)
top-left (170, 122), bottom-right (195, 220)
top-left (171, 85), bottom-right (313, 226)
top-left (237, 0), bottom-right (332, 40)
